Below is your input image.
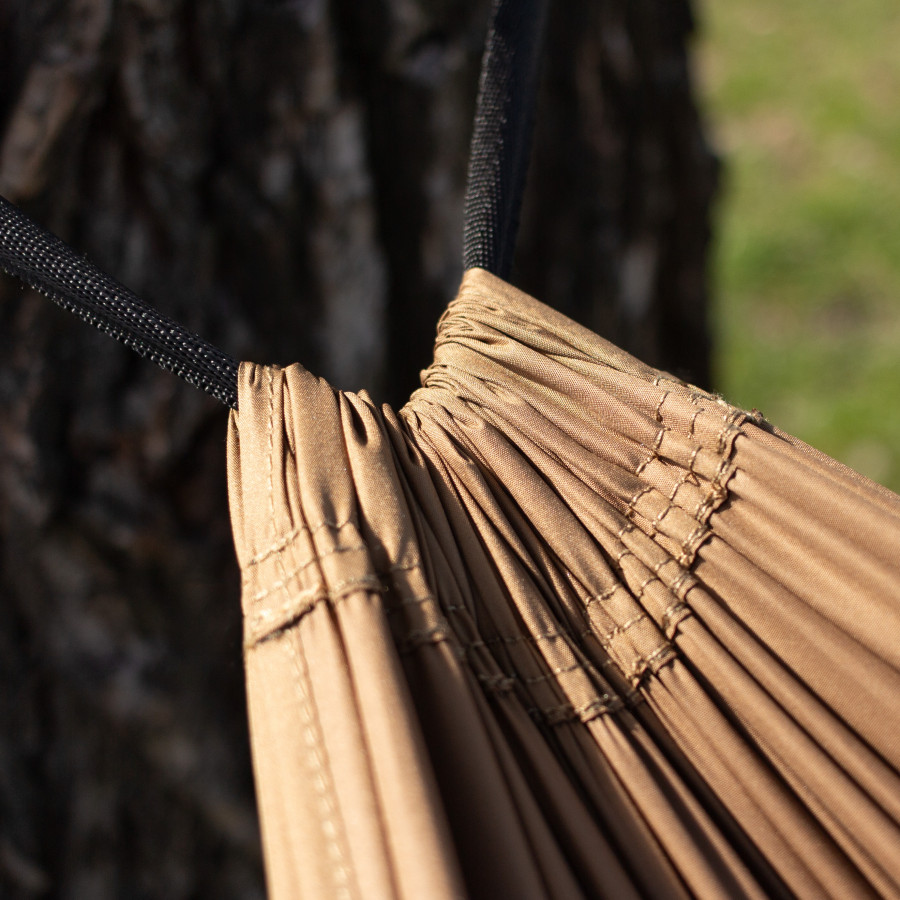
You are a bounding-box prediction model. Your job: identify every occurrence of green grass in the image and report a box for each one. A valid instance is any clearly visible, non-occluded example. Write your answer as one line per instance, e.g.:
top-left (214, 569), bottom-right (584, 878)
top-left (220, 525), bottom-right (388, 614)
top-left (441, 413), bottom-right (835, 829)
top-left (698, 1), bottom-right (900, 490)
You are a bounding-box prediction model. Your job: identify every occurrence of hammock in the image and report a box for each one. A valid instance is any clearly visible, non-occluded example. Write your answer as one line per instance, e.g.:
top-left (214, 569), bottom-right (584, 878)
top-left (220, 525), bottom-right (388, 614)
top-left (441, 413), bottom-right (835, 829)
top-left (2, 2), bottom-right (899, 897)
top-left (229, 267), bottom-right (900, 899)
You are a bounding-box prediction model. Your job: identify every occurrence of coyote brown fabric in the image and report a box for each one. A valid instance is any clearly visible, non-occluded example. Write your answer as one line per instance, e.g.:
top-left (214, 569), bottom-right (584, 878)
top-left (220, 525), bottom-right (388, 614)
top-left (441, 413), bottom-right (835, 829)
top-left (226, 268), bottom-right (900, 900)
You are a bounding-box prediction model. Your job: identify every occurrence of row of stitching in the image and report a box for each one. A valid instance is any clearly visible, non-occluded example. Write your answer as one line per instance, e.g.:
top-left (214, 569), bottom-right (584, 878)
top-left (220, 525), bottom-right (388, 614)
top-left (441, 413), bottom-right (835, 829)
top-left (248, 543), bottom-right (370, 603)
top-left (384, 592), bottom-right (469, 619)
top-left (677, 524), bottom-right (709, 567)
top-left (653, 389), bottom-right (670, 423)
top-left (465, 618), bottom-right (625, 707)
top-left (651, 500), bottom-right (674, 534)
top-left (263, 368), bottom-right (353, 897)
top-left (661, 600), bottom-right (689, 637)
top-left (585, 572), bottom-right (684, 675)
top-left (716, 417), bottom-right (743, 456)
top-left (607, 544), bottom-right (692, 605)
top-left (432, 301), bottom-right (713, 700)
top-left (636, 571), bottom-right (661, 596)
top-left (686, 443), bottom-right (704, 475)
top-left (653, 553), bottom-right (684, 581)
top-left (625, 484), bottom-right (655, 519)
top-left (670, 567), bottom-right (694, 600)
top-left (288, 633), bottom-right (354, 899)
top-left (380, 569), bottom-right (631, 717)
top-left (520, 658), bottom-right (595, 686)
top-left (695, 482), bottom-right (728, 524)
top-left (585, 582), bottom-right (621, 608)
top-left (247, 516), bottom-right (355, 567)
top-left (625, 479), bottom-right (722, 554)
top-left (398, 625), bottom-right (454, 654)
top-left (645, 642), bottom-right (676, 670)
top-left (448, 295), bottom-right (745, 698)
top-left (667, 468), bottom-right (697, 504)
top-left (711, 453), bottom-right (734, 488)
top-left (468, 625), bottom-right (591, 651)
top-left (470, 655), bottom-right (611, 696)
top-left (634, 451), bottom-right (655, 477)
top-left (248, 573), bottom-right (384, 635)
top-left (635, 425), bottom-right (668, 476)
top-left (688, 406), bottom-right (702, 437)
top-left (477, 672), bottom-right (517, 693)
top-left (595, 612), bottom-right (650, 646)
top-left (539, 695), bottom-right (627, 726)
top-left (628, 643), bottom-right (677, 685)
top-left (246, 579), bottom-right (393, 650)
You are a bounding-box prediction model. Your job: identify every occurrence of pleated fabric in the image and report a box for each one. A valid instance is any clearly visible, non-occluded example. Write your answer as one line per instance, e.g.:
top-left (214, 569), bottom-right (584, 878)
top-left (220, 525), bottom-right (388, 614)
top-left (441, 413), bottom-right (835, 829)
top-left (226, 268), bottom-right (900, 900)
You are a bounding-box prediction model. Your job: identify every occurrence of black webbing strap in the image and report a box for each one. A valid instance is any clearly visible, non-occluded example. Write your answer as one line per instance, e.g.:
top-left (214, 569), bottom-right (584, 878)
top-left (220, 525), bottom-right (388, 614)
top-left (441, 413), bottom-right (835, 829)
top-left (0, 2), bottom-right (547, 408)
top-left (463, 0), bottom-right (550, 279)
top-left (0, 195), bottom-right (239, 409)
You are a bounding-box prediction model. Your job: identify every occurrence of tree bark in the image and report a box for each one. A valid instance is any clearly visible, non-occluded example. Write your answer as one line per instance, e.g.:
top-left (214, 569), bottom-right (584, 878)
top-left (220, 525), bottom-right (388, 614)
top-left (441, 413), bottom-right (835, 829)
top-left (0, 1), bottom-right (717, 897)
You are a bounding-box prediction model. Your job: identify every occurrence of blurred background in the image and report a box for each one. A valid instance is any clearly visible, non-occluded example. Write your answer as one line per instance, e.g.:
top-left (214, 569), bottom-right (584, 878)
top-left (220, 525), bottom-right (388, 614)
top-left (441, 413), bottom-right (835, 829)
top-left (701, 0), bottom-right (900, 492)
top-left (0, 1), bottom-right (897, 897)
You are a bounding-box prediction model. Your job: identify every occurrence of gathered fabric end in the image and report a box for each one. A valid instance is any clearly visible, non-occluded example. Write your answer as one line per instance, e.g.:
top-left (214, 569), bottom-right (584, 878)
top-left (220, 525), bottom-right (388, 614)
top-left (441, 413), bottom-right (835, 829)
top-left (227, 268), bottom-right (900, 900)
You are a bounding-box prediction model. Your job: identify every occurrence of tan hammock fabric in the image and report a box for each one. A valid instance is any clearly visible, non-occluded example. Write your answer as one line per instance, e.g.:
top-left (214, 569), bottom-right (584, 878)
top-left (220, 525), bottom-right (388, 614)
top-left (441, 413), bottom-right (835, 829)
top-left (227, 268), bottom-right (900, 900)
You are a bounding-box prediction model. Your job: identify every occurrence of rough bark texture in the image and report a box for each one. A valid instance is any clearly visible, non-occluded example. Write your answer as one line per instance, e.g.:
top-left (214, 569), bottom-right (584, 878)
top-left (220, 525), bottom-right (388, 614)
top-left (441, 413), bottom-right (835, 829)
top-left (0, 1), bottom-right (717, 897)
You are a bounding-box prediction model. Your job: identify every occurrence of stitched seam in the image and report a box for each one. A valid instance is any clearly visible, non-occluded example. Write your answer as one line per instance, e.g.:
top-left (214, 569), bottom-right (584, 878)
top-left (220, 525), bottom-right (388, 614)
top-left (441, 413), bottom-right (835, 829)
top-left (679, 521), bottom-right (710, 566)
top-left (634, 451), bottom-right (655, 476)
top-left (625, 485), bottom-right (655, 518)
top-left (521, 659), bottom-right (590, 685)
top-left (716, 418), bottom-right (742, 455)
top-left (654, 390), bottom-right (670, 423)
top-left (670, 568), bottom-right (694, 598)
top-left (653, 555), bottom-right (682, 579)
top-left (635, 426), bottom-right (666, 476)
top-left (264, 370), bottom-right (353, 898)
top-left (266, 369), bottom-right (297, 613)
top-left (712, 454), bottom-right (733, 486)
top-left (385, 593), bottom-right (468, 617)
top-left (662, 599), bottom-right (689, 634)
top-left (687, 444), bottom-right (703, 475)
top-left (290, 634), bottom-right (354, 899)
top-left (586, 572), bottom-right (682, 674)
top-left (646, 643), bottom-right (676, 667)
top-left (538, 695), bottom-right (630, 725)
top-left (247, 517), bottom-right (355, 567)
top-left (467, 626), bottom-right (592, 650)
top-left (668, 469), bottom-right (694, 503)
top-left (477, 672), bottom-right (517, 692)
top-left (247, 580), bottom-right (387, 649)
top-left (248, 574), bottom-right (383, 632)
top-left (399, 625), bottom-right (454, 653)
top-left (629, 643), bottom-right (677, 684)
top-left (636, 571), bottom-right (659, 596)
top-left (248, 544), bottom-right (370, 603)
top-left (595, 612), bottom-right (649, 648)
top-left (688, 407), bottom-right (702, 437)
top-left (585, 582), bottom-right (621, 608)
top-left (475, 659), bottom-right (612, 692)
top-left (696, 485), bottom-right (726, 522)
top-left (651, 503), bottom-right (671, 534)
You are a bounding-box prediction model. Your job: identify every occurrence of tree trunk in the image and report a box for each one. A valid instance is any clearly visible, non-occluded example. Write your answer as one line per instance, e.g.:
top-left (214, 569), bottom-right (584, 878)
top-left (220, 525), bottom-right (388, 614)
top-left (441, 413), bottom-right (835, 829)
top-left (0, 1), bottom-right (717, 897)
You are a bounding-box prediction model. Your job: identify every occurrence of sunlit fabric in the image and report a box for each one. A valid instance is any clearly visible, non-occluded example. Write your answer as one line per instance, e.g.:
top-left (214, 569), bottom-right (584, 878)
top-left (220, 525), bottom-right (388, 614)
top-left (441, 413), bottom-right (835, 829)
top-left (227, 268), bottom-right (900, 899)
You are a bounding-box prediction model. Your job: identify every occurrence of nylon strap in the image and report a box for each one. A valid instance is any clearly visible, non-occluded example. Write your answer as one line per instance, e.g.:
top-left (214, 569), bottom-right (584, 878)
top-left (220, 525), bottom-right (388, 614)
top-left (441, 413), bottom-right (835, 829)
top-left (0, 1), bottom-right (548, 407)
top-left (0, 195), bottom-right (239, 409)
top-left (463, 0), bottom-right (550, 278)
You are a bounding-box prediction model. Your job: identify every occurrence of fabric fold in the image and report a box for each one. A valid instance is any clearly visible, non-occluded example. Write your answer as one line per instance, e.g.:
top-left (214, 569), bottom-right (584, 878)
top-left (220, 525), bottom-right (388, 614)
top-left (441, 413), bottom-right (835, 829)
top-left (227, 268), bottom-right (900, 899)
